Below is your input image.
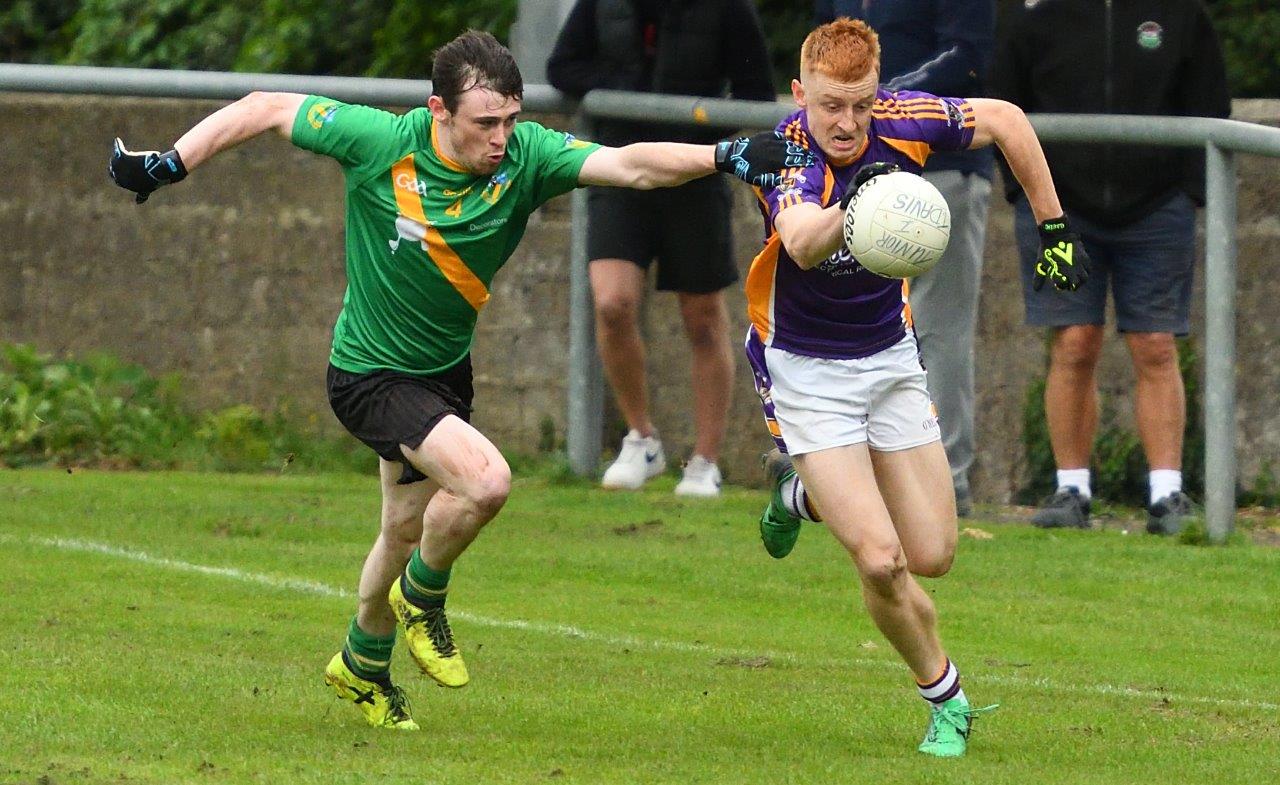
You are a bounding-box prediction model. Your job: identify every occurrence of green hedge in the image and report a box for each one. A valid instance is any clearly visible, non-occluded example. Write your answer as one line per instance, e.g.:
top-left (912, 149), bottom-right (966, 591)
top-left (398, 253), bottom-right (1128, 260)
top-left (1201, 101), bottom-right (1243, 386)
top-left (0, 343), bottom-right (368, 474)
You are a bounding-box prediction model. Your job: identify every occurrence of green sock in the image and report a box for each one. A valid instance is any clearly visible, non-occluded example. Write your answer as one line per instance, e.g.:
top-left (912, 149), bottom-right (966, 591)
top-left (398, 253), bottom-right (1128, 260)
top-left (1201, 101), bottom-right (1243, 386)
top-left (403, 548), bottom-right (450, 607)
top-left (343, 616), bottom-right (394, 682)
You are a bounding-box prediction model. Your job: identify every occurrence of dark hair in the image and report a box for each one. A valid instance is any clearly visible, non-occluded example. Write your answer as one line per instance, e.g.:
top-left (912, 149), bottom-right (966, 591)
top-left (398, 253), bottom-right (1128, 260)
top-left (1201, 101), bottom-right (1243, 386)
top-left (431, 30), bottom-right (524, 112)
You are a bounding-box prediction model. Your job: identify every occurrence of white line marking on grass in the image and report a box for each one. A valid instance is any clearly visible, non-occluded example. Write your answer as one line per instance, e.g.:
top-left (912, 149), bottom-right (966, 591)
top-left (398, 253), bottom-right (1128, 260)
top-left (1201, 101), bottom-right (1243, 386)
top-left (11, 533), bottom-right (1277, 713)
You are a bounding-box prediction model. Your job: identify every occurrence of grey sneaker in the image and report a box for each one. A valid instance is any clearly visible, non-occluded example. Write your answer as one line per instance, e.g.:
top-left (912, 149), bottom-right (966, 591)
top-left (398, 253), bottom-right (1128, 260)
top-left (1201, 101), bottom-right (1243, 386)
top-left (1030, 487), bottom-right (1091, 529)
top-left (1147, 491), bottom-right (1194, 535)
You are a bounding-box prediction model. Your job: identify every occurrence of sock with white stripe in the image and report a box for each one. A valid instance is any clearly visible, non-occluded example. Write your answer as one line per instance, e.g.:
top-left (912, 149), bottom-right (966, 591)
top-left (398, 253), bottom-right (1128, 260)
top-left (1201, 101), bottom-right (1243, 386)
top-left (342, 616), bottom-right (394, 685)
top-left (917, 657), bottom-right (966, 706)
top-left (779, 473), bottom-right (821, 522)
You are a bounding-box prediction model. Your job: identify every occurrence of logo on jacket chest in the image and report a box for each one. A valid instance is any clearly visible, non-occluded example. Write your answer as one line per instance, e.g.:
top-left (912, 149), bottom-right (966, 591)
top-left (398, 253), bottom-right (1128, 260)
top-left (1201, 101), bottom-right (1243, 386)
top-left (1137, 22), bottom-right (1163, 50)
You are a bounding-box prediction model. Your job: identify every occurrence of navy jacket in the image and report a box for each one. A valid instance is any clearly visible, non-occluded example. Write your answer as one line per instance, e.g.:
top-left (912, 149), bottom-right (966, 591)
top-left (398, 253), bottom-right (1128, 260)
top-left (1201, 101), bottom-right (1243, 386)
top-left (547, 0), bottom-right (776, 146)
top-left (993, 0), bottom-right (1230, 226)
top-left (815, 0), bottom-right (995, 179)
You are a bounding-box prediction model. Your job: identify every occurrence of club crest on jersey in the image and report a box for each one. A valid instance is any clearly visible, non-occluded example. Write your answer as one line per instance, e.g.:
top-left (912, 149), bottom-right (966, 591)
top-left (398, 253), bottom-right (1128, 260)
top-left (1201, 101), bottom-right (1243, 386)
top-left (307, 102), bottom-right (339, 129)
top-left (942, 99), bottom-right (965, 128)
top-left (481, 171), bottom-right (511, 204)
top-left (816, 246), bottom-right (863, 277)
top-left (561, 132), bottom-right (592, 149)
top-left (1137, 21), bottom-right (1163, 50)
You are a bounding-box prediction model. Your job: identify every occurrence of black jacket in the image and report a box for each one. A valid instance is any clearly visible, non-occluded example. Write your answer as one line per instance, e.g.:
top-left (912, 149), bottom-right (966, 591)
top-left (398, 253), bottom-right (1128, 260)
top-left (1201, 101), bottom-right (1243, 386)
top-left (546, 0), bottom-right (776, 146)
top-left (992, 0), bottom-right (1230, 227)
top-left (816, 0), bottom-right (996, 180)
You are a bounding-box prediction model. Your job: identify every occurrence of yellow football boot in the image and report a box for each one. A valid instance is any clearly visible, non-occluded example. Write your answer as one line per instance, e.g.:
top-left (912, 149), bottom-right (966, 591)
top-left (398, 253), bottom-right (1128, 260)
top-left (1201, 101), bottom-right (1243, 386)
top-left (323, 652), bottom-right (419, 730)
top-left (388, 578), bottom-right (470, 688)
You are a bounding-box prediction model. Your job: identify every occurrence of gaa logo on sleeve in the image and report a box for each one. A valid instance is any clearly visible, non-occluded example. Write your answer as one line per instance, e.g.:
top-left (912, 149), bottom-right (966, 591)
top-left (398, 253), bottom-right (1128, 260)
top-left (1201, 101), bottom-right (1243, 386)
top-left (307, 102), bottom-right (340, 130)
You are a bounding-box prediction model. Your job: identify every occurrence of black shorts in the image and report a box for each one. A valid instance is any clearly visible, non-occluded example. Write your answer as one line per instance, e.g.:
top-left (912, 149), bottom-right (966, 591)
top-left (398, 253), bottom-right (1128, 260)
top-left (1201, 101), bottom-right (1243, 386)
top-left (326, 358), bottom-right (473, 485)
top-left (586, 176), bottom-right (738, 294)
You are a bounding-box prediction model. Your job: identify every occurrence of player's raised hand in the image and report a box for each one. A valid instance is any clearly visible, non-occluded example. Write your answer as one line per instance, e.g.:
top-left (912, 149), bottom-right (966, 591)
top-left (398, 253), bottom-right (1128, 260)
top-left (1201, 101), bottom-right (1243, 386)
top-left (1034, 216), bottom-right (1091, 292)
top-left (840, 162), bottom-right (901, 209)
top-left (715, 131), bottom-right (815, 190)
top-left (108, 138), bottom-right (188, 204)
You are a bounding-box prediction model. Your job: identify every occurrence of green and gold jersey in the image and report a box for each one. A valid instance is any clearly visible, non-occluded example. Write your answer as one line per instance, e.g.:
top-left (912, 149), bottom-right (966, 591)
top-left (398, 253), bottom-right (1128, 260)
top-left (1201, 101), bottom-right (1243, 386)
top-left (290, 95), bottom-right (600, 375)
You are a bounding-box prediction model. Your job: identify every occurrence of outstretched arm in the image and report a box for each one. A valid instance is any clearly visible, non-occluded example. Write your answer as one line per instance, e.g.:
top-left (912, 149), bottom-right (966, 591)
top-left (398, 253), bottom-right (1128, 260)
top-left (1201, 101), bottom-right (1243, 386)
top-left (109, 91), bottom-right (305, 203)
top-left (577, 132), bottom-right (814, 190)
top-left (576, 143), bottom-right (715, 189)
top-left (173, 91), bottom-right (306, 169)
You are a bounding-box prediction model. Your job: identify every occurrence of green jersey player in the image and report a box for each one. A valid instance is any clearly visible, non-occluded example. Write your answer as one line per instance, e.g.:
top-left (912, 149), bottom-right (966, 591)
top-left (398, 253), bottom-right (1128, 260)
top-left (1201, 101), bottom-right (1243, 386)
top-left (108, 30), bottom-right (810, 731)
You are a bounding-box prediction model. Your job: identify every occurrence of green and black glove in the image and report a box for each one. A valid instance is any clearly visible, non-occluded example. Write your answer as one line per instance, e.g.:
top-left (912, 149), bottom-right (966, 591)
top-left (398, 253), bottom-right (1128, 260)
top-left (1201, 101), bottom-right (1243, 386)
top-left (1035, 216), bottom-right (1091, 292)
top-left (108, 137), bottom-right (188, 204)
top-left (715, 131), bottom-right (815, 190)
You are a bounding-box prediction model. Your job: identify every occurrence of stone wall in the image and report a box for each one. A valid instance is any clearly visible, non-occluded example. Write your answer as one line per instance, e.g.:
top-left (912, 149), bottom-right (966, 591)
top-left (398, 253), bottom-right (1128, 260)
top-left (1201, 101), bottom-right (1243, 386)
top-left (2, 94), bottom-right (1277, 500)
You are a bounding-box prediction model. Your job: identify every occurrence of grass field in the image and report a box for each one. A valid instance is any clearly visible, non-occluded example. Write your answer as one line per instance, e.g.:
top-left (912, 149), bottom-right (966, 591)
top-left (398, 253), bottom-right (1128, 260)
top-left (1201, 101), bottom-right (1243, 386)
top-left (2, 468), bottom-right (1277, 785)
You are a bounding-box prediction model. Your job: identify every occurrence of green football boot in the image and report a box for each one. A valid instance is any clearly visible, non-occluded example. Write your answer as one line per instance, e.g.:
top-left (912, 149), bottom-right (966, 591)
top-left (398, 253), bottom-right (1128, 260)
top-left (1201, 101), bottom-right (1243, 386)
top-left (918, 696), bottom-right (998, 758)
top-left (759, 449), bottom-right (802, 559)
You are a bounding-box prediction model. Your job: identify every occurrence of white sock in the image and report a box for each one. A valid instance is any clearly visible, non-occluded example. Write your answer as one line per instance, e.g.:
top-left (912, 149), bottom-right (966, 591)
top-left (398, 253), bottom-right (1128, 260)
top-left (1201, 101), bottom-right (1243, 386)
top-left (779, 474), bottom-right (819, 522)
top-left (1057, 468), bottom-right (1091, 500)
top-left (1149, 470), bottom-right (1182, 505)
top-left (917, 658), bottom-right (963, 705)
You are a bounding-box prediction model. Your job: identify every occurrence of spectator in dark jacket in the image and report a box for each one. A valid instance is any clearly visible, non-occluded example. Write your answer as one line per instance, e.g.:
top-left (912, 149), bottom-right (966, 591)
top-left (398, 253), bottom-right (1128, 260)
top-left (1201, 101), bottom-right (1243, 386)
top-left (547, 0), bottom-right (776, 497)
top-left (816, 0), bottom-right (996, 517)
top-left (992, 0), bottom-right (1230, 534)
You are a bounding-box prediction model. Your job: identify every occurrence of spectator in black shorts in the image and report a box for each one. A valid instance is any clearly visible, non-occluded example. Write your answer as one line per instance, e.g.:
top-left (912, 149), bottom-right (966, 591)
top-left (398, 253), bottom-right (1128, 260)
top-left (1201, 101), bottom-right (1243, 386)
top-left (992, 0), bottom-right (1231, 534)
top-left (548, 0), bottom-right (777, 496)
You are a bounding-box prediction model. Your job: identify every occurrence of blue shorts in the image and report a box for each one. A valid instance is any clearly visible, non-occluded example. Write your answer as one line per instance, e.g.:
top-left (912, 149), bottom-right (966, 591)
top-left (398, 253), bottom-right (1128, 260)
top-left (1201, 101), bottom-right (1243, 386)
top-left (1015, 194), bottom-right (1196, 335)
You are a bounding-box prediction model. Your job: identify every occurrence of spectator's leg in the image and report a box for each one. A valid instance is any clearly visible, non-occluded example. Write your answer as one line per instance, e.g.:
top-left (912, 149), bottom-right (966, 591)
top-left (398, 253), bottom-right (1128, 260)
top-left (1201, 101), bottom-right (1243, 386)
top-left (911, 171), bottom-right (990, 505)
top-left (590, 259), bottom-right (654, 436)
top-left (676, 289), bottom-right (734, 463)
top-left (1045, 324), bottom-right (1104, 470)
top-left (1124, 331), bottom-right (1184, 471)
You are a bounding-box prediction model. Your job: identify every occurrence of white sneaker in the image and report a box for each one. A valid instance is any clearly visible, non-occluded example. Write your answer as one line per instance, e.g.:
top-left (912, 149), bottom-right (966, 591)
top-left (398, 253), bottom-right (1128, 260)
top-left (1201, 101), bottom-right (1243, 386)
top-left (600, 430), bottom-right (666, 490)
top-left (674, 454), bottom-right (722, 497)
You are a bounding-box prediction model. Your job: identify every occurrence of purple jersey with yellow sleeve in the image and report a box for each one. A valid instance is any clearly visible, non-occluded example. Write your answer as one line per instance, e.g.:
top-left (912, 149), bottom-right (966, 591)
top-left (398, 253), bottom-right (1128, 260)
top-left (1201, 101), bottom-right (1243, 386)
top-left (745, 89), bottom-right (976, 359)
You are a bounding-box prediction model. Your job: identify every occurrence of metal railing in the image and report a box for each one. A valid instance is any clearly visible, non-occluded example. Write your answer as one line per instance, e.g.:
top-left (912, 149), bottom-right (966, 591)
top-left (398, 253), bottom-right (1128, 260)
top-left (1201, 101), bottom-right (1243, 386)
top-left (4, 63), bottom-right (1279, 544)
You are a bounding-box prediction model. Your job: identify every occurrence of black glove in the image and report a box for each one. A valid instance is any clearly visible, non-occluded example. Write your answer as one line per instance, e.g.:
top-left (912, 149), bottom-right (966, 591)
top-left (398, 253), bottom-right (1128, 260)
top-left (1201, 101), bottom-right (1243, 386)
top-left (839, 162), bottom-right (901, 210)
top-left (1035, 216), bottom-right (1091, 292)
top-left (715, 131), bottom-right (815, 190)
top-left (108, 137), bottom-right (188, 204)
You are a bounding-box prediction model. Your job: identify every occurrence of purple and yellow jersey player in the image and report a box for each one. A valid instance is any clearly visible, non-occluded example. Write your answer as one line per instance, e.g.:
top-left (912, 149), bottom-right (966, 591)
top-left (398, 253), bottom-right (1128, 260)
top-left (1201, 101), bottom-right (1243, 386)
top-left (745, 19), bottom-right (1091, 760)
top-left (747, 90), bottom-right (975, 362)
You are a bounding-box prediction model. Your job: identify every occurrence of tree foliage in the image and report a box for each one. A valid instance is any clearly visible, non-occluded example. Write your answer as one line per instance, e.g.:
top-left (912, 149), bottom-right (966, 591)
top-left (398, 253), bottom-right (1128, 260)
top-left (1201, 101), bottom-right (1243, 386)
top-left (1206, 0), bottom-right (1280, 98)
top-left (0, 2), bottom-right (1275, 96)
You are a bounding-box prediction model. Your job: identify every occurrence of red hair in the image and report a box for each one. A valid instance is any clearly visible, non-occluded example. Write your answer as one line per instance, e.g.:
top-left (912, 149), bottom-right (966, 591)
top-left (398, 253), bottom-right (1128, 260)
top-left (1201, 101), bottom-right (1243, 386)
top-left (801, 18), bottom-right (881, 82)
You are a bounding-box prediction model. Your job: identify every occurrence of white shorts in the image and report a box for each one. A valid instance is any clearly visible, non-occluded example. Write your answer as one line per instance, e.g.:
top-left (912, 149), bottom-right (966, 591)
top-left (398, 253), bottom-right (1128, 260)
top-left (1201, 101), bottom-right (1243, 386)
top-left (749, 332), bottom-right (941, 456)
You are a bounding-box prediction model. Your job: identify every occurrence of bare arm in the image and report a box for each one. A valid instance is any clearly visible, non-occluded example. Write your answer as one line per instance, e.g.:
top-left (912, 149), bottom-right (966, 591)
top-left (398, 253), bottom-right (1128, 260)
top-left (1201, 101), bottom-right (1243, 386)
top-left (173, 92), bottom-right (307, 170)
top-left (576, 143), bottom-right (716, 189)
top-left (773, 202), bottom-right (844, 270)
top-left (966, 97), bottom-right (1062, 222)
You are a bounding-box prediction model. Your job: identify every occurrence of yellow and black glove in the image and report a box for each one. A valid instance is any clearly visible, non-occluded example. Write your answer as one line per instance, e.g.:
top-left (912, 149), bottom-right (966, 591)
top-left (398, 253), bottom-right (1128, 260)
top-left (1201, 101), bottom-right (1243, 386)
top-left (1035, 216), bottom-right (1091, 292)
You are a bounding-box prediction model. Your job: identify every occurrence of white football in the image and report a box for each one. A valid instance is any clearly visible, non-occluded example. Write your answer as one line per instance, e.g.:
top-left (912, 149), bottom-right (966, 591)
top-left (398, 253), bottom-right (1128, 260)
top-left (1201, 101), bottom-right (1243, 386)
top-left (842, 170), bottom-right (951, 279)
